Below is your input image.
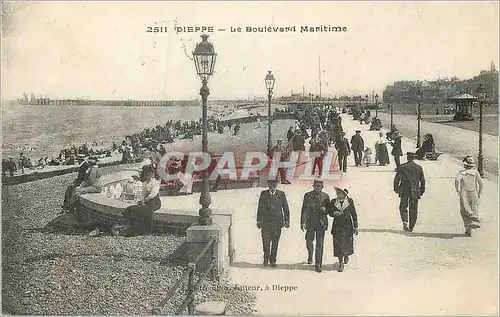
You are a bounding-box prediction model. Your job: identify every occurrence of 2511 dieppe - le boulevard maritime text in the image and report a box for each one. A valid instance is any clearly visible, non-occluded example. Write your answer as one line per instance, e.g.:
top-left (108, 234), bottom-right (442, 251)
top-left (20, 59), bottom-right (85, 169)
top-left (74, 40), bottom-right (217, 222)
top-left (146, 24), bottom-right (348, 33)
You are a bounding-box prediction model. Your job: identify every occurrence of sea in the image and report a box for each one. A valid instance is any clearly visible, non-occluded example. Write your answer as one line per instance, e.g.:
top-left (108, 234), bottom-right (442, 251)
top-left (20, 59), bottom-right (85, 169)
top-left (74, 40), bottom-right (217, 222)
top-left (1, 102), bottom-right (204, 160)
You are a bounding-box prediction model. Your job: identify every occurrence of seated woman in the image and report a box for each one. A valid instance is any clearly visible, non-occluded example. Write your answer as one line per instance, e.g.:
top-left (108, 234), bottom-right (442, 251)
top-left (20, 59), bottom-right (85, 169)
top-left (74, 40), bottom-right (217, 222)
top-left (415, 133), bottom-right (435, 160)
top-left (67, 158), bottom-right (102, 211)
top-left (121, 165), bottom-right (161, 236)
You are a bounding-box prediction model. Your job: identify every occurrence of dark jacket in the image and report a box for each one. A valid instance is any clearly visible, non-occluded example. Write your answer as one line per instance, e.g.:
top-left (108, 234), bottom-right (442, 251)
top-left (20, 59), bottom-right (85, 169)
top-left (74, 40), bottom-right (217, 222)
top-left (287, 129), bottom-right (294, 141)
top-left (391, 136), bottom-right (403, 157)
top-left (257, 189), bottom-right (290, 229)
top-left (75, 161), bottom-right (91, 185)
top-left (335, 137), bottom-right (351, 156)
top-left (394, 160), bottom-right (426, 199)
top-left (309, 139), bottom-right (328, 156)
top-left (350, 134), bottom-right (364, 151)
top-left (327, 197), bottom-right (358, 235)
top-left (301, 191), bottom-right (331, 230)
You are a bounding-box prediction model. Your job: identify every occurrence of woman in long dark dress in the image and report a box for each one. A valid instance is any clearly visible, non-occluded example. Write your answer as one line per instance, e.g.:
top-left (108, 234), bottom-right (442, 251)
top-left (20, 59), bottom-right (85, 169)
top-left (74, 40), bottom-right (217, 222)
top-left (327, 188), bottom-right (358, 272)
top-left (375, 132), bottom-right (390, 166)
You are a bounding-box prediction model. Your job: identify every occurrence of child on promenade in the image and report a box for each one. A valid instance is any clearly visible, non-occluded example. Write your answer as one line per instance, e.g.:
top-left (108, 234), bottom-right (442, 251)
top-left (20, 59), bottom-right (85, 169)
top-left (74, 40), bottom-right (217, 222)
top-left (362, 147), bottom-right (373, 167)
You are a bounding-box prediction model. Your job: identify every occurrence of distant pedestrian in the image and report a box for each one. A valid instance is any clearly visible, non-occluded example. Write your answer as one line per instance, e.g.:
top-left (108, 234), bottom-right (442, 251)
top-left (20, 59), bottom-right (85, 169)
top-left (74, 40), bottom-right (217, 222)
top-left (327, 187), bottom-right (358, 272)
top-left (19, 152), bottom-right (26, 174)
top-left (300, 179), bottom-right (330, 272)
top-left (362, 147), bottom-right (373, 167)
top-left (350, 130), bottom-right (364, 166)
top-left (257, 179), bottom-right (290, 267)
top-left (393, 152), bottom-right (426, 232)
top-left (309, 136), bottom-right (328, 176)
top-left (7, 158), bottom-right (17, 177)
top-left (454, 156), bottom-right (483, 237)
top-left (375, 132), bottom-right (390, 166)
top-left (2, 159), bottom-right (7, 177)
top-left (334, 132), bottom-right (350, 172)
top-left (390, 131), bottom-right (403, 170)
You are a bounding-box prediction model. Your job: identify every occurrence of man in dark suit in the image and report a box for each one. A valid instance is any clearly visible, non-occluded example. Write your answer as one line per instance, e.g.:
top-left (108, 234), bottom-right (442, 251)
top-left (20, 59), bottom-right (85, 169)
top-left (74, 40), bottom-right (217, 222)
top-left (394, 152), bottom-right (426, 232)
top-left (334, 132), bottom-right (350, 172)
top-left (350, 130), bottom-right (364, 167)
top-left (390, 131), bottom-right (403, 170)
top-left (301, 179), bottom-right (330, 272)
top-left (257, 179), bottom-right (290, 267)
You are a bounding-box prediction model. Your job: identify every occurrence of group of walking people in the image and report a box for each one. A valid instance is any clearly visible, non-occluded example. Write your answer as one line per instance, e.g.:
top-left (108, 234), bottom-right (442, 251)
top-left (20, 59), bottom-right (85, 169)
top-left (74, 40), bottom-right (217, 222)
top-left (257, 178), bottom-right (358, 273)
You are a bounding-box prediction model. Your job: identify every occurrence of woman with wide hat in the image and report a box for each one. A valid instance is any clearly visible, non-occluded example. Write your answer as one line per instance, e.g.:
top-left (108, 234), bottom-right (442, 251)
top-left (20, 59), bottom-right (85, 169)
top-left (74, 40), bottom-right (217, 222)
top-left (121, 164), bottom-right (161, 236)
top-left (326, 187), bottom-right (358, 272)
top-left (455, 156), bottom-right (483, 236)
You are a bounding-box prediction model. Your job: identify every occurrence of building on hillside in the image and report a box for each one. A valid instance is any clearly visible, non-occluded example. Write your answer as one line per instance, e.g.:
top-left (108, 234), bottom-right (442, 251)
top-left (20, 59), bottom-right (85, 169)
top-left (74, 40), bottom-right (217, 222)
top-left (383, 62), bottom-right (498, 105)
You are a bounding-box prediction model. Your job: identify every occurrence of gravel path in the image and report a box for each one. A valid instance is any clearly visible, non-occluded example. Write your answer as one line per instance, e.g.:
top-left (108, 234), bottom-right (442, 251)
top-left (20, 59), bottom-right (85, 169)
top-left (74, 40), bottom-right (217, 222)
top-left (2, 165), bottom-right (256, 315)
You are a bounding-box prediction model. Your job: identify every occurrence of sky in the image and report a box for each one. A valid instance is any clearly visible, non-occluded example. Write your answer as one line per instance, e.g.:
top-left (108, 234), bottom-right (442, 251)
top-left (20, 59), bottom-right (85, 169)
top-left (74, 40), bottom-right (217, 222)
top-left (1, 1), bottom-right (499, 100)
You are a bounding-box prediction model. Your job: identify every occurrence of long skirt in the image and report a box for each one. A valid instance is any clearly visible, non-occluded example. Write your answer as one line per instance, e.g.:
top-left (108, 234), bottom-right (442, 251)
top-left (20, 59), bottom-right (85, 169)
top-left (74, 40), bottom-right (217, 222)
top-left (459, 190), bottom-right (481, 229)
top-left (122, 196), bottom-right (161, 235)
top-left (69, 185), bottom-right (102, 207)
top-left (377, 144), bottom-right (390, 165)
top-left (332, 229), bottom-right (354, 257)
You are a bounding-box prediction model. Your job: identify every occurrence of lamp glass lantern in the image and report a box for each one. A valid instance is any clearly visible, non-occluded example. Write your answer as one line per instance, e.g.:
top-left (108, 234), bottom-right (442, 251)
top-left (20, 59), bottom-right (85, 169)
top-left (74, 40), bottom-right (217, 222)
top-left (476, 83), bottom-right (487, 101)
top-left (265, 71), bottom-right (275, 90)
top-left (192, 34), bottom-right (217, 81)
top-left (374, 94), bottom-right (379, 104)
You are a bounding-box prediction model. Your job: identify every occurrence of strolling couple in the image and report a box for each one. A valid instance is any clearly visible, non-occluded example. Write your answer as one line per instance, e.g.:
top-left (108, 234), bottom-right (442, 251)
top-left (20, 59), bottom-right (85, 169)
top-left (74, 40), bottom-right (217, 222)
top-left (256, 179), bottom-right (358, 273)
top-left (301, 180), bottom-right (358, 273)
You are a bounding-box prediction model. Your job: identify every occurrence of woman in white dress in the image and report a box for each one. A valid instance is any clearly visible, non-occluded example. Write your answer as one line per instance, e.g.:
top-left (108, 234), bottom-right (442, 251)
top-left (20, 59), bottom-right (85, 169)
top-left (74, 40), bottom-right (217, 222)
top-left (454, 156), bottom-right (483, 236)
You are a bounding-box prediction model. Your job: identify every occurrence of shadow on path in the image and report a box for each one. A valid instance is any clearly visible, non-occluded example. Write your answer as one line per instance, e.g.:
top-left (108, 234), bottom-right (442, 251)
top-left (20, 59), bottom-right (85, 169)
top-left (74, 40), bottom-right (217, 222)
top-left (359, 228), bottom-right (466, 239)
top-left (231, 261), bottom-right (317, 271)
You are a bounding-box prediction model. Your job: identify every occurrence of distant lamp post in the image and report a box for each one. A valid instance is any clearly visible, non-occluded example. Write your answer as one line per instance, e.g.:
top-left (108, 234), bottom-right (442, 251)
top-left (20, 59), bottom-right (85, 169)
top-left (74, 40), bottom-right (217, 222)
top-left (416, 89), bottom-right (422, 148)
top-left (365, 94), bottom-right (369, 109)
top-left (192, 34), bottom-right (217, 225)
top-left (265, 71), bottom-right (275, 155)
top-left (374, 93), bottom-right (379, 117)
top-left (390, 94), bottom-right (394, 131)
top-left (475, 83), bottom-right (486, 177)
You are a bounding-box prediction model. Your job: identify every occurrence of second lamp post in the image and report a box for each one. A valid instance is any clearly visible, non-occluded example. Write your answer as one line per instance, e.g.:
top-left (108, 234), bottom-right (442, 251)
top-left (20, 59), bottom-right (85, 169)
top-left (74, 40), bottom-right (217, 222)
top-left (265, 71), bottom-right (275, 155)
top-left (374, 93), bottom-right (379, 117)
top-left (192, 34), bottom-right (217, 225)
top-left (416, 89), bottom-right (422, 148)
top-left (475, 83), bottom-right (486, 177)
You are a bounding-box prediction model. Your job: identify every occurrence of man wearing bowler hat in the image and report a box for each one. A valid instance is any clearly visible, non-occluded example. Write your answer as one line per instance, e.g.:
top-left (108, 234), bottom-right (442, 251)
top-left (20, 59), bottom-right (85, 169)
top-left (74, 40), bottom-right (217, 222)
top-left (257, 178), bottom-right (290, 267)
top-left (334, 131), bottom-right (351, 172)
top-left (301, 179), bottom-right (330, 272)
top-left (350, 130), bottom-right (365, 167)
top-left (393, 152), bottom-right (426, 232)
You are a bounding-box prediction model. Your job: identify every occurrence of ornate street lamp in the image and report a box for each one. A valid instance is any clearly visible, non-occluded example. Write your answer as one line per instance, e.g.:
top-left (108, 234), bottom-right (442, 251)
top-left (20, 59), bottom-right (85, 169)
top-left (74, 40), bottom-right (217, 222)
top-left (475, 83), bottom-right (486, 177)
top-left (192, 34), bottom-right (217, 225)
top-left (374, 93), bottom-right (379, 117)
top-left (265, 71), bottom-right (275, 155)
top-left (365, 94), bottom-right (369, 109)
top-left (416, 89), bottom-right (422, 148)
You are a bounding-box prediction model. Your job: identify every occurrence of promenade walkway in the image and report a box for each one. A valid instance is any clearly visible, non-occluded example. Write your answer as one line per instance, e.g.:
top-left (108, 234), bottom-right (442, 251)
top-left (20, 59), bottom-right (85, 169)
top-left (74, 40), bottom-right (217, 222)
top-left (222, 114), bottom-right (499, 315)
top-left (377, 112), bottom-right (499, 179)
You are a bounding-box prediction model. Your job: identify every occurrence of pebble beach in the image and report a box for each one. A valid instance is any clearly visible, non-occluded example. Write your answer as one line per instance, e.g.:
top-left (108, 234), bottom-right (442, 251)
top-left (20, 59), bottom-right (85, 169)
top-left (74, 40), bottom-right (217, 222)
top-left (1, 164), bottom-right (257, 315)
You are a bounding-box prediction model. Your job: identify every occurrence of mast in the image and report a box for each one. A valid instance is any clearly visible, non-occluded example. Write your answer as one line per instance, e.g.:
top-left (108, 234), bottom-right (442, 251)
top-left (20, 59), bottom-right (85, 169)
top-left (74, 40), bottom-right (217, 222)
top-left (318, 55), bottom-right (322, 98)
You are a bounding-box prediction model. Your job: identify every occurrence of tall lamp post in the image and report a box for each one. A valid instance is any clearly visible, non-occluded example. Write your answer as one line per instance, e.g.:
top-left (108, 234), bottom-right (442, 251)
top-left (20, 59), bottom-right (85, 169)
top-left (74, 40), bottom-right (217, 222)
top-left (390, 94), bottom-right (394, 131)
top-left (374, 93), bottom-right (379, 117)
top-left (416, 89), bottom-right (422, 148)
top-left (192, 34), bottom-right (217, 225)
top-left (365, 94), bottom-right (369, 109)
top-left (265, 71), bottom-right (275, 155)
top-left (475, 83), bottom-right (486, 177)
